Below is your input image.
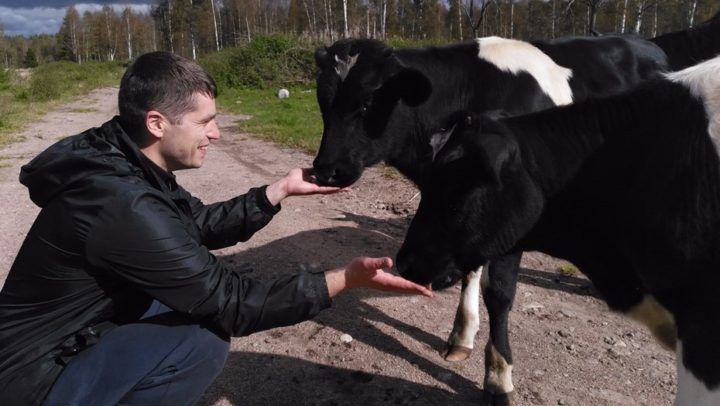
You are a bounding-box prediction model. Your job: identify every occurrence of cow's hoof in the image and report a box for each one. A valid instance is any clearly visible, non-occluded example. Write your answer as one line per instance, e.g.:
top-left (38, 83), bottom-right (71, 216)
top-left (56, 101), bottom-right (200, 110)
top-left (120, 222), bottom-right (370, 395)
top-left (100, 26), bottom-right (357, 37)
top-left (441, 344), bottom-right (472, 362)
top-left (482, 390), bottom-right (515, 406)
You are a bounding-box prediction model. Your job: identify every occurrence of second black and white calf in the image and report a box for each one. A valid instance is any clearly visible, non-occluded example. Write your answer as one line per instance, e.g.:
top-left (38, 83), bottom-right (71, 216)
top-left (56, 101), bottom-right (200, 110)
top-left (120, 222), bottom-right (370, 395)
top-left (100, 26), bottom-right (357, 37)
top-left (397, 56), bottom-right (720, 405)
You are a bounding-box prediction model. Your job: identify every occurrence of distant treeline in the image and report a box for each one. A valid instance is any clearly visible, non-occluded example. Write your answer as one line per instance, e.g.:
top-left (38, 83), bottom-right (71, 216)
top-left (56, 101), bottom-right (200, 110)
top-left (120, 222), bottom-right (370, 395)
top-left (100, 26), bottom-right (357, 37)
top-left (0, 0), bottom-right (716, 69)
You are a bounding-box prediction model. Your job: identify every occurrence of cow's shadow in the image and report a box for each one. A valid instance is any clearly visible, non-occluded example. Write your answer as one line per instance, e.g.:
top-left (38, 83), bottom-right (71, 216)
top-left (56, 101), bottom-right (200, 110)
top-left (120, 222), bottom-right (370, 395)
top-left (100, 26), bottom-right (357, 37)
top-left (199, 212), bottom-right (594, 404)
top-left (201, 352), bottom-right (479, 405)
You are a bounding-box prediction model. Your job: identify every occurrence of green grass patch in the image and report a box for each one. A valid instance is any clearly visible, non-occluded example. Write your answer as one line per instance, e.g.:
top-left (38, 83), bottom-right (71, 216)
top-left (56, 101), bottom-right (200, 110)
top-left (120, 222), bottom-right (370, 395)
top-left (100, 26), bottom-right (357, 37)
top-left (69, 107), bottom-right (98, 113)
top-left (217, 86), bottom-right (322, 153)
top-left (557, 262), bottom-right (580, 277)
top-left (0, 61), bottom-right (125, 145)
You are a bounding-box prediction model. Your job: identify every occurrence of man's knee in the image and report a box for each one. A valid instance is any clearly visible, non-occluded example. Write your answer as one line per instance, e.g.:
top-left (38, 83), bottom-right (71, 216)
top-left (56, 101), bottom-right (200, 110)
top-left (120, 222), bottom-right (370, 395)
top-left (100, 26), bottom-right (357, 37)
top-left (189, 325), bottom-right (230, 374)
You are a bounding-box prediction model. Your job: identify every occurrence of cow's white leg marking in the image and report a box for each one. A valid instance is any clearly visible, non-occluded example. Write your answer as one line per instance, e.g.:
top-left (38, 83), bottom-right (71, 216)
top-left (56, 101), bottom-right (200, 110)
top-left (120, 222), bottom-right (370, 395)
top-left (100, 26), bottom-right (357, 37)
top-left (625, 295), bottom-right (677, 350)
top-left (446, 266), bottom-right (482, 357)
top-left (476, 36), bottom-right (574, 106)
top-left (480, 268), bottom-right (514, 394)
top-left (675, 340), bottom-right (720, 405)
top-left (484, 342), bottom-right (514, 394)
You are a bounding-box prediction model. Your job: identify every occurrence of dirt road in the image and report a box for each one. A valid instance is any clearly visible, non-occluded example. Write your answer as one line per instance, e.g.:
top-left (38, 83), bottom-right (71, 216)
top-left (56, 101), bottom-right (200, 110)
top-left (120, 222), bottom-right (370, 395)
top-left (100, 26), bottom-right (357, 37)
top-left (0, 88), bottom-right (676, 405)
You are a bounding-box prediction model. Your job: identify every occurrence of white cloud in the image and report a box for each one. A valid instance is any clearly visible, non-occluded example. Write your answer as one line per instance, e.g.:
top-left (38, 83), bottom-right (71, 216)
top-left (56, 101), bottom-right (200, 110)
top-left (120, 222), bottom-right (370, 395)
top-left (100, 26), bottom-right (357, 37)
top-left (0, 3), bottom-right (151, 37)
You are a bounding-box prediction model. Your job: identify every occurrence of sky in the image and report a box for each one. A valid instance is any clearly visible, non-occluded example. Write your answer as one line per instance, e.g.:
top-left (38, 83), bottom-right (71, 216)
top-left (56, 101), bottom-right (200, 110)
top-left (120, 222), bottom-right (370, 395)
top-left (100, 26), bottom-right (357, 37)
top-left (0, 1), bottom-right (152, 37)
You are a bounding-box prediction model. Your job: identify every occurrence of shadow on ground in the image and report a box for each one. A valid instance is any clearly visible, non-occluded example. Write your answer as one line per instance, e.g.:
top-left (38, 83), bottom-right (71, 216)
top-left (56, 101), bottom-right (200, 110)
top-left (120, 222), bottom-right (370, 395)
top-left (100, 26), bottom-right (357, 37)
top-left (199, 212), bottom-right (595, 405)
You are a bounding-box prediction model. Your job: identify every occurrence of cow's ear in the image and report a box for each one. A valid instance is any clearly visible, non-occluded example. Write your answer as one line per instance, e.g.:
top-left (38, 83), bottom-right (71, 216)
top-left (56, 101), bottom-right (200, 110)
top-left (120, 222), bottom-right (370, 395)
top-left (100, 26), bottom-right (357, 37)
top-left (315, 47), bottom-right (330, 70)
top-left (430, 113), bottom-right (475, 164)
top-left (429, 124), bottom-right (457, 161)
top-left (391, 68), bottom-right (432, 106)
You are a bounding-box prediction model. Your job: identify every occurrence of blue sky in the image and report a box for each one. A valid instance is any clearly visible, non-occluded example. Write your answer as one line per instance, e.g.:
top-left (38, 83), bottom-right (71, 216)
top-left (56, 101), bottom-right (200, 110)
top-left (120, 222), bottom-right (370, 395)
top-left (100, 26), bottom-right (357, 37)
top-left (0, 1), bottom-right (152, 37)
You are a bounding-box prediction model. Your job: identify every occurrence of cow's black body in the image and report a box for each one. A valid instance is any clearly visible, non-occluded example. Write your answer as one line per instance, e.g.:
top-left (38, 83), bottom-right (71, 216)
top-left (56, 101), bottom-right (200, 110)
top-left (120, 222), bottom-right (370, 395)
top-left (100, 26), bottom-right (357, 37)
top-left (397, 58), bottom-right (720, 403)
top-left (312, 33), bottom-right (670, 402)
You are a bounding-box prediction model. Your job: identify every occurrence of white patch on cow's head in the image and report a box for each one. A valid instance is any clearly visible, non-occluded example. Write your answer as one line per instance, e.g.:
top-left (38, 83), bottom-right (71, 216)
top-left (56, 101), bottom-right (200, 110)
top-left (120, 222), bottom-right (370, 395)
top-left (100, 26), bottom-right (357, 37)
top-left (476, 37), bottom-right (574, 106)
top-left (675, 340), bottom-right (720, 405)
top-left (334, 53), bottom-right (359, 82)
top-left (665, 56), bottom-right (720, 154)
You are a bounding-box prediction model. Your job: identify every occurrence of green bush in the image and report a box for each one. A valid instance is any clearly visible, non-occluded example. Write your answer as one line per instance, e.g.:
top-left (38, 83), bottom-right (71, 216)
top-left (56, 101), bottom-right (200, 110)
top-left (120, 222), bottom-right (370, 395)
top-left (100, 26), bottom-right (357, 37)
top-left (200, 34), bottom-right (319, 90)
top-left (22, 60), bottom-right (124, 102)
top-left (0, 69), bottom-right (9, 91)
top-left (0, 60), bottom-right (124, 143)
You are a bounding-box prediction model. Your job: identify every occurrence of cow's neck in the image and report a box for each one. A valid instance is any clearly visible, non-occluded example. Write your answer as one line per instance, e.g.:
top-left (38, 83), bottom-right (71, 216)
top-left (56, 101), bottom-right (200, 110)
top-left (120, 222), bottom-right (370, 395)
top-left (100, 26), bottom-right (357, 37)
top-left (507, 94), bottom-right (642, 199)
top-left (388, 46), bottom-right (559, 185)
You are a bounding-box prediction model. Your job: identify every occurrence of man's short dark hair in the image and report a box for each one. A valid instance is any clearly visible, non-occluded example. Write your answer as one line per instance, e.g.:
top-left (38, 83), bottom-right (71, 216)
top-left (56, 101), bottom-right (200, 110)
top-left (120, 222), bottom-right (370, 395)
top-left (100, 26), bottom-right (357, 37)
top-left (118, 51), bottom-right (218, 145)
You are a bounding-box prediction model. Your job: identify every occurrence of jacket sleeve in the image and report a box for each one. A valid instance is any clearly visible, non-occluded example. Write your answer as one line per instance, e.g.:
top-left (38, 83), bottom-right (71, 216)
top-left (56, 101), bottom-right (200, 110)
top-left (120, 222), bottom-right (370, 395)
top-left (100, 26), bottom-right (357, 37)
top-left (184, 185), bottom-right (280, 250)
top-left (84, 190), bottom-right (331, 337)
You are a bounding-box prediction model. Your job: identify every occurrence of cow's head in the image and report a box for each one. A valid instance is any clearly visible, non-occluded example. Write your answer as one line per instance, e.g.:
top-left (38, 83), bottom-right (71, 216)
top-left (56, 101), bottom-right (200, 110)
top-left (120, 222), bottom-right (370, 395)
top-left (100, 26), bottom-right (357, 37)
top-left (396, 112), bottom-right (544, 285)
top-left (312, 39), bottom-right (432, 187)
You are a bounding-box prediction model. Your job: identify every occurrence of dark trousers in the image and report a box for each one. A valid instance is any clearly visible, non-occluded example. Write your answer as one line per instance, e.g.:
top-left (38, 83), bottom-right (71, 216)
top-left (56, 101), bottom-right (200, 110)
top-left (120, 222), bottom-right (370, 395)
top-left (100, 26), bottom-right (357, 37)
top-left (44, 302), bottom-right (230, 406)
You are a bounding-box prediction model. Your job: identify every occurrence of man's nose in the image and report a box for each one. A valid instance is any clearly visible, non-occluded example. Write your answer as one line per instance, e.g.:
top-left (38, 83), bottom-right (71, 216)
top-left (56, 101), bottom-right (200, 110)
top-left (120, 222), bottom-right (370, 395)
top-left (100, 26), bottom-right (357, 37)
top-left (208, 120), bottom-right (220, 140)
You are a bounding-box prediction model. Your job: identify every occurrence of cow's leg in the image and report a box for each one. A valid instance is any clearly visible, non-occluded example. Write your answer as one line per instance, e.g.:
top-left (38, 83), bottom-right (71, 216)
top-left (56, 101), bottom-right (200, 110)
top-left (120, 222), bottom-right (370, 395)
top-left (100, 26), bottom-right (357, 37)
top-left (441, 266), bottom-right (482, 362)
top-left (674, 308), bottom-right (720, 406)
top-left (675, 339), bottom-right (720, 406)
top-left (481, 253), bottom-right (522, 406)
top-left (626, 295), bottom-right (676, 350)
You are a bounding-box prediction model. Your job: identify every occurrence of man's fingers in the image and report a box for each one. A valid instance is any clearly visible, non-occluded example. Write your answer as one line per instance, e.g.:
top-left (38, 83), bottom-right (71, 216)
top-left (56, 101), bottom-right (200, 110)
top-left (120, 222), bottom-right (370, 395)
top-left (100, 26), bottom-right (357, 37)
top-left (363, 256), bottom-right (393, 270)
top-left (389, 275), bottom-right (433, 297)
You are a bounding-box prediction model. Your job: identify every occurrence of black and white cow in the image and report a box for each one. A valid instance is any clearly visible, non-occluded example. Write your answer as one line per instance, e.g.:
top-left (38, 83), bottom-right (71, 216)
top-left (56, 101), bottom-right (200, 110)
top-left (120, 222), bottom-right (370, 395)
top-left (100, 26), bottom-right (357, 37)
top-left (649, 10), bottom-right (720, 71)
top-left (396, 56), bottom-right (720, 405)
top-left (312, 33), bottom-right (669, 402)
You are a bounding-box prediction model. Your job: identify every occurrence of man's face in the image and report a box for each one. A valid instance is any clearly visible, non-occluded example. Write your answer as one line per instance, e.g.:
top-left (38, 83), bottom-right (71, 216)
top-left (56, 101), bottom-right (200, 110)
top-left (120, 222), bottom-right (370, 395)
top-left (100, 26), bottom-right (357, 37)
top-left (160, 92), bottom-right (220, 172)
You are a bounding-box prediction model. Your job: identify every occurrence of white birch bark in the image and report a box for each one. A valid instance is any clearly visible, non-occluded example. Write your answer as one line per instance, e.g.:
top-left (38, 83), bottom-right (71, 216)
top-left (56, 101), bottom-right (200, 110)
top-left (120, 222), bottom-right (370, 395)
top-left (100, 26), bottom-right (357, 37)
top-left (343, 0), bottom-right (348, 38)
top-left (211, 0), bottom-right (220, 51)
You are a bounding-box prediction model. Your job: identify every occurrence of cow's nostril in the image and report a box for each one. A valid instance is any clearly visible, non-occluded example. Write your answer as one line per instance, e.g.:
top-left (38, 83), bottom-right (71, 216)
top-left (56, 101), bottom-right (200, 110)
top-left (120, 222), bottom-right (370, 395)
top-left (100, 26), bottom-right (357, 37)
top-left (312, 167), bottom-right (337, 186)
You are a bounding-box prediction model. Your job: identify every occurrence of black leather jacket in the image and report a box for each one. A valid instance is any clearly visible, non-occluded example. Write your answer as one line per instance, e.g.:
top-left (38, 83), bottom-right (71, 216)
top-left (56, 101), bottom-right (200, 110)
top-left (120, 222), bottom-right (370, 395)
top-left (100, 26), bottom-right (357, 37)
top-left (0, 117), bottom-right (331, 404)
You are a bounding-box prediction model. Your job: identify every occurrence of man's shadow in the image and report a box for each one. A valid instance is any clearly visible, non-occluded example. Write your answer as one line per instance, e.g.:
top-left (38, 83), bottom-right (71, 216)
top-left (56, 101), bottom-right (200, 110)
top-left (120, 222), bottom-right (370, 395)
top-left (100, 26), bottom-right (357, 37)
top-left (199, 212), bottom-right (595, 404)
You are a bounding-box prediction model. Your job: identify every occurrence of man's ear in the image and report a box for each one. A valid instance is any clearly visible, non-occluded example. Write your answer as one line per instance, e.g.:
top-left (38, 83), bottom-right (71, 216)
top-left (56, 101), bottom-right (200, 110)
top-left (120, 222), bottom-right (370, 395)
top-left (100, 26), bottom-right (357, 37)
top-left (145, 110), bottom-right (166, 140)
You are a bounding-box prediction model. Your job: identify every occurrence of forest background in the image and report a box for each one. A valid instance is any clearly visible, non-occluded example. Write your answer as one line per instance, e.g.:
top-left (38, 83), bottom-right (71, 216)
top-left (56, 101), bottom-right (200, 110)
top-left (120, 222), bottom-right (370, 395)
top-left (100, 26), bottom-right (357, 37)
top-left (1, 0), bottom-right (716, 70)
top-left (0, 0), bottom-right (716, 149)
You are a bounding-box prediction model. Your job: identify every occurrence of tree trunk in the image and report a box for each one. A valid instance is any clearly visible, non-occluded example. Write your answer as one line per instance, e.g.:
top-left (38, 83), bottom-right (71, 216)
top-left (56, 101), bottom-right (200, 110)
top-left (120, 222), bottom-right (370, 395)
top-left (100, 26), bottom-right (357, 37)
top-left (382, 0), bottom-right (387, 39)
top-left (188, 0), bottom-right (197, 59)
top-left (621, 0), bottom-right (628, 33)
top-left (246, 16), bottom-right (251, 42)
top-left (688, 0), bottom-right (698, 27)
top-left (634, 1), bottom-right (644, 33)
top-left (652, 0), bottom-right (657, 36)
top-left (210, 0), bottom-right (220, 51)
top-left (168, 1), bottom-right (174, 53)
top-left (510, 0), bottom-right (514, 38)
top-left (550, 0), bottom-right (557, 38)
top-left (303, 0), bottom-right (313, 35)
top-left (126, 12), bottom-right (133, 60)
top-left (343, 0), bottom-right (348, 37)
top-left (366, 6), bottom-right (370, 37)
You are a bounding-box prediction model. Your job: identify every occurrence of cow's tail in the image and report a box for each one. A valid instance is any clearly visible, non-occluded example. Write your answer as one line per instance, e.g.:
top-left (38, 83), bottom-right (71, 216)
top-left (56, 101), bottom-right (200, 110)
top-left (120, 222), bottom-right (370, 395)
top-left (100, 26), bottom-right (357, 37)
top-left (649, 11), bottom-right (720, 71)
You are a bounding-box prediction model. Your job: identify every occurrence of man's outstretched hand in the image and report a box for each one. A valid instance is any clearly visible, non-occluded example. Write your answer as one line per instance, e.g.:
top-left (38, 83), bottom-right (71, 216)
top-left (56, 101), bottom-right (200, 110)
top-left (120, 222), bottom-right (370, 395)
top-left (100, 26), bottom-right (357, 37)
top-left (325, 256), bottom-right (433, 298)
top-left (266, 168), bottom-right (350, 205)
